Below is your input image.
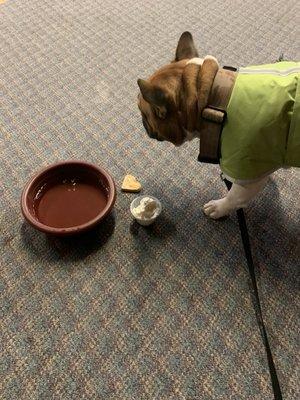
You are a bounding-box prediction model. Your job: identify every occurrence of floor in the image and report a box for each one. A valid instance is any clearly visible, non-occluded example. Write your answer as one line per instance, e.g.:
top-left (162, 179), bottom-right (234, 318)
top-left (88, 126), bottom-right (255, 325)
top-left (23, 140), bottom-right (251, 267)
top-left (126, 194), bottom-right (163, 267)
top-left (0, 0), bottom-right (299, 399)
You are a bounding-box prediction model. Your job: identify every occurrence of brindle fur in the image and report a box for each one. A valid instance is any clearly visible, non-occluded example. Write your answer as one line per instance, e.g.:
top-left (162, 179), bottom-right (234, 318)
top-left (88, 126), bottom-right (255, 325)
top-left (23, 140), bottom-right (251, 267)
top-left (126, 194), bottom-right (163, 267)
top-left (137, 32), bottom-right (219, 146)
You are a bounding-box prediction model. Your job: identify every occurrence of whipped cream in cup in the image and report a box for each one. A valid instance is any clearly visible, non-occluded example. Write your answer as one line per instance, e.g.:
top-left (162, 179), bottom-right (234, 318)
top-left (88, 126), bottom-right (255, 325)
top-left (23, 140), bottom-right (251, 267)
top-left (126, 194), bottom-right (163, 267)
top-left (130, 196), bottom-right (162, 226)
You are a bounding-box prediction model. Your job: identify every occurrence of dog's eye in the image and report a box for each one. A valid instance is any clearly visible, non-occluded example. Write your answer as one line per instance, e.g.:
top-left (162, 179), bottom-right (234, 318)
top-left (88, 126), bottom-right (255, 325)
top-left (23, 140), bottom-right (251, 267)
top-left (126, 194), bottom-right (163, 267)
top-left (154, 109), bottom-right (160, 118)
top-left (152, 106), bottom-right (167, 120)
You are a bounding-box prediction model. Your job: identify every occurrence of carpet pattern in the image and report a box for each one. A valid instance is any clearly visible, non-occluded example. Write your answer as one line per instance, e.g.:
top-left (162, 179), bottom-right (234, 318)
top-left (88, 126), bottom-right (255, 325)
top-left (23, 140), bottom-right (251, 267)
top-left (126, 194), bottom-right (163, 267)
top-left (0, 0), bottom-right (299, 399)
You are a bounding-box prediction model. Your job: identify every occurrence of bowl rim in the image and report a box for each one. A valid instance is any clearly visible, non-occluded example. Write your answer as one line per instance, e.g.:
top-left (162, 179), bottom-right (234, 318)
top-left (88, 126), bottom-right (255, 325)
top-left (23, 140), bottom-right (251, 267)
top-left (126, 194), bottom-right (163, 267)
top-left (21, 160), bottom-right (116, 235)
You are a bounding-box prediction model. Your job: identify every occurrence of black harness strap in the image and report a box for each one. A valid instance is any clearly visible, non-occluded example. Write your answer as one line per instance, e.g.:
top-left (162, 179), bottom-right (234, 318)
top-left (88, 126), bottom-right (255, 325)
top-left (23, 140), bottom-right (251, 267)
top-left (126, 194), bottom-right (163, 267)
top-left (223, 177), bottom-right (283, 400)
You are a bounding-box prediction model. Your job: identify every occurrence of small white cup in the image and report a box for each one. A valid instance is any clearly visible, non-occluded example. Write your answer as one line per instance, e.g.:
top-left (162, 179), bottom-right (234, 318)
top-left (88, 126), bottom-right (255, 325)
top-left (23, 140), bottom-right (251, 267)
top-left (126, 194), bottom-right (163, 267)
top-left (130, 195), bottom-right (162, 226)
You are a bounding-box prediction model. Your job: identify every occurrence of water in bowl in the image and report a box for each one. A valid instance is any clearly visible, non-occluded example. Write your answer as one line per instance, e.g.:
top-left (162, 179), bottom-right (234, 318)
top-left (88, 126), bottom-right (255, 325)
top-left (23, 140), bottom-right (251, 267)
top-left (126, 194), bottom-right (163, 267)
top-left (34, 178), bottom-right (108, 228)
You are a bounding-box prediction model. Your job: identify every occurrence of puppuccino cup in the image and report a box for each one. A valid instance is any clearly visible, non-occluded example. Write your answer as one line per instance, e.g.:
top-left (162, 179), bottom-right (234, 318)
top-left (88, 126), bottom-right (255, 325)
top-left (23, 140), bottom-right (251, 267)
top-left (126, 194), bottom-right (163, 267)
top-left (130, 195), bottom-right (162, 226)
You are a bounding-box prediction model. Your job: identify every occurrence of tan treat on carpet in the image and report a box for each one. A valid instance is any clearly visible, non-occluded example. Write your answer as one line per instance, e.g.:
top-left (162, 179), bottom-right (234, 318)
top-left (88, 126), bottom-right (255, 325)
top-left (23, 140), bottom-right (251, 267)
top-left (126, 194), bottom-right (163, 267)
top-left (121, 174), bottom-right (142, 192)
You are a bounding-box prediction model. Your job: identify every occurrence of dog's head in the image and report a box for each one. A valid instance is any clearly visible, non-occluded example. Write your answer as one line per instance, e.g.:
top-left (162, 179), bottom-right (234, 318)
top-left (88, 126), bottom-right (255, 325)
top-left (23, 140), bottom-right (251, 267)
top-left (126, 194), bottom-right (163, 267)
top-left (137, 32), bottom-right (200, 146)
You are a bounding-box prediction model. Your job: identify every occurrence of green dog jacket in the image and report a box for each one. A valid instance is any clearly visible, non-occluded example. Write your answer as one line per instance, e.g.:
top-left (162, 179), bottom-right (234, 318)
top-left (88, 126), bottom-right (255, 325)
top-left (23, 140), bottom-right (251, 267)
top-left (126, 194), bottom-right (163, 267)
top-left (220, 61), bottom-right (300, 180)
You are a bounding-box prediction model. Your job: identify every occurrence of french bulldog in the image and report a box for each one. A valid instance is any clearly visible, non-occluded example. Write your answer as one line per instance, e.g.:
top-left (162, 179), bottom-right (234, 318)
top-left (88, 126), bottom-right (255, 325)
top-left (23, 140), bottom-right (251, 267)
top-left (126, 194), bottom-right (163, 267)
top-left (137, 32), bottom-right (299, 219)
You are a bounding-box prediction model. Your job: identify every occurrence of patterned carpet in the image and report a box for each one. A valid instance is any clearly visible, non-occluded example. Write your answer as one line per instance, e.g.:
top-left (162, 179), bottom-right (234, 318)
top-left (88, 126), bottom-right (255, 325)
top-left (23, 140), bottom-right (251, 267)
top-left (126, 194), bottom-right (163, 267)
top-left (0, 0), bottom-right (299, 399)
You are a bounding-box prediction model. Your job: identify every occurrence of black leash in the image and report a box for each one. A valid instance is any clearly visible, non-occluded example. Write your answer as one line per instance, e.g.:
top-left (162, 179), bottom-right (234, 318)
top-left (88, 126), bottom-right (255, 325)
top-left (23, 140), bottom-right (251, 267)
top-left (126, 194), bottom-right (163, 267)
top-left (223, 177), bottom-right (283, 400)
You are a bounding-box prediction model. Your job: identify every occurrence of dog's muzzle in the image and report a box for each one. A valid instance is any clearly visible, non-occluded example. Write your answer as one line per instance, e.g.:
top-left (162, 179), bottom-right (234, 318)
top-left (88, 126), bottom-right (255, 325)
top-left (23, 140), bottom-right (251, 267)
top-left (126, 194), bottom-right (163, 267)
top-left (142, 118), bottom-right (164, 141)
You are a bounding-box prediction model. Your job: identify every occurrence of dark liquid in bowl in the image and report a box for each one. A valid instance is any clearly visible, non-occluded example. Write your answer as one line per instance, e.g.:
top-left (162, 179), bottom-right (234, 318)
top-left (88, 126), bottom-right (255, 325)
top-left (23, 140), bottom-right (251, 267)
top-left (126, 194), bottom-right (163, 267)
top-left (35, 180), bottom-right (108, 228)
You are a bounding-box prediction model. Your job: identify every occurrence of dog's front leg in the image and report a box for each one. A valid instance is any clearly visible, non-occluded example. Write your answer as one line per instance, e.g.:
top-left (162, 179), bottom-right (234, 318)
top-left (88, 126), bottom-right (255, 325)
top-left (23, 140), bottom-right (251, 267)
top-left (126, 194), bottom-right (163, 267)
top-left (203, 176), bottom-right (269, 219)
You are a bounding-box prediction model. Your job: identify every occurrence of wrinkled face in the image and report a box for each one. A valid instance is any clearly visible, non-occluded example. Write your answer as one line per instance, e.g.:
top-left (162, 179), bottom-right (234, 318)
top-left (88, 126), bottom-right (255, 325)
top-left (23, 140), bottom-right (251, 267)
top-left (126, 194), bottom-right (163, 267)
top-left (137, 60), bottom-right (191, 146)
top-left (137, 90), bottom-right (185, 146)
top-left (137, 31), bottom-right (199, 147)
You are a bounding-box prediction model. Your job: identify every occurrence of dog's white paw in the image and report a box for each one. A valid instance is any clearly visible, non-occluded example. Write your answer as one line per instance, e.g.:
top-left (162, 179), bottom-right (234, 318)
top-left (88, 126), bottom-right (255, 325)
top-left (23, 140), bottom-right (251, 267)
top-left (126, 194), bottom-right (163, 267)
top-left (203, 199), bottom-right (230, 219)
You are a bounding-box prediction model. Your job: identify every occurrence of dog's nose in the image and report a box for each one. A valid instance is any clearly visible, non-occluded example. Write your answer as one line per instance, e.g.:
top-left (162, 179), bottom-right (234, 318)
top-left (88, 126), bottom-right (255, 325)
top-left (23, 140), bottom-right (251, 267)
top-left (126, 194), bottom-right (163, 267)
top-left (142, 118), bottom-right (149, 133)
top-left (141, 119), bottom-right (163, 141)
top-left (152, 133), bottom-right (164, 142)
top-left (149, 131), bottom-right (159, 140)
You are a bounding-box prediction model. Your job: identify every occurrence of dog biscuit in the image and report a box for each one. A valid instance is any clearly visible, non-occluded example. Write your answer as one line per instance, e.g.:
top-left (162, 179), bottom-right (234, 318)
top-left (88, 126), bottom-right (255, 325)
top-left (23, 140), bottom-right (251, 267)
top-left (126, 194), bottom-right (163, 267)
top-left (121, 174), bottom-right (142, 193)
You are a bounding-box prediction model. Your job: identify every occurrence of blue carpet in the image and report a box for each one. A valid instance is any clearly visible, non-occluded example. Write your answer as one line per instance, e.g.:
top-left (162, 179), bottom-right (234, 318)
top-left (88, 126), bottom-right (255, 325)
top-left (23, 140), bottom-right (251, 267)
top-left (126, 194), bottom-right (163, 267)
top-left (0, 0), bottom-right (299, 398)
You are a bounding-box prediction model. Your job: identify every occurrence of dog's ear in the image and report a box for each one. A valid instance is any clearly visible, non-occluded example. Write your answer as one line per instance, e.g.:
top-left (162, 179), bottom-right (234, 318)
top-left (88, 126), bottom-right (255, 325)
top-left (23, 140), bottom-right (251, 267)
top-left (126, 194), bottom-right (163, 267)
top-left (137, 79), bottom-right (170, 118)
top-left (175, 31), bottom-right (198, 61)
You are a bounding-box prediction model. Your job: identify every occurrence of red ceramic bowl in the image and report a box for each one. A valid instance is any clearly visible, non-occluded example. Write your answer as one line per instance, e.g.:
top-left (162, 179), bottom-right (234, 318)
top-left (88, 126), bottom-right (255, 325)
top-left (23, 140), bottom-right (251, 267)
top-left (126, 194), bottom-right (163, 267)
top-left (21, 161), bottom-right (116, 236)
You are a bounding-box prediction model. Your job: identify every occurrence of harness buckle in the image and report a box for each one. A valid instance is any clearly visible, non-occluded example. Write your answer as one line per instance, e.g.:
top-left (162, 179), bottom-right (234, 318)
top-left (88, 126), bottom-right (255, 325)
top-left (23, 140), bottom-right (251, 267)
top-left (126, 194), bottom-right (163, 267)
top-left (202, 106), bottom-right (227, 125)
